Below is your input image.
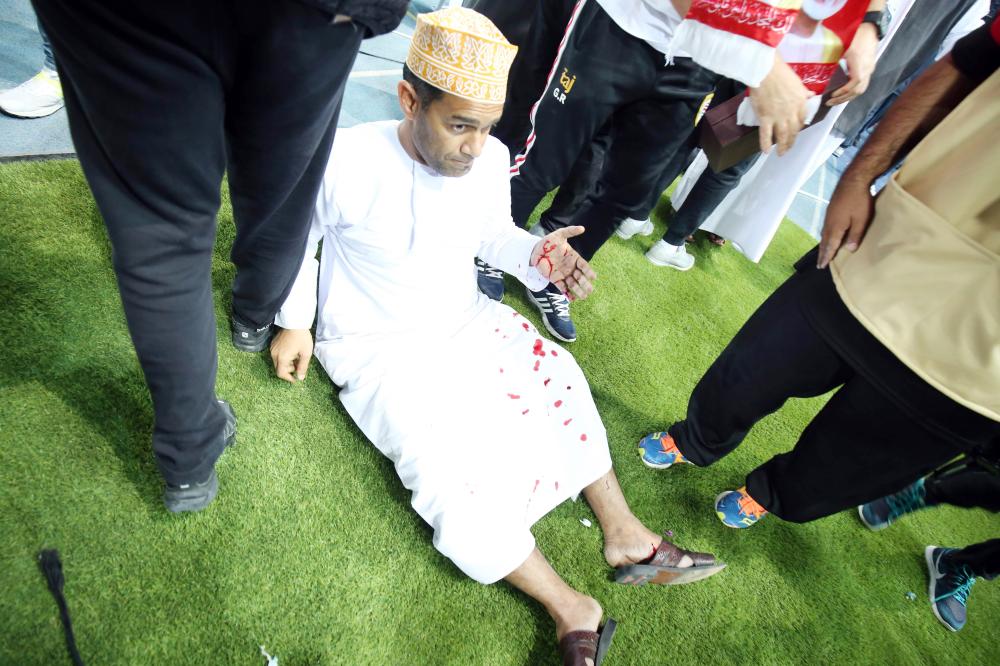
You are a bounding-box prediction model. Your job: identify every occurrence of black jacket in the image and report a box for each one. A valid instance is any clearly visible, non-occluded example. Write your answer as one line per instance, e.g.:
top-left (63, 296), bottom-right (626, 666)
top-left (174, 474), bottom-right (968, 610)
top-left (298, 0), bottom-right (408, 37)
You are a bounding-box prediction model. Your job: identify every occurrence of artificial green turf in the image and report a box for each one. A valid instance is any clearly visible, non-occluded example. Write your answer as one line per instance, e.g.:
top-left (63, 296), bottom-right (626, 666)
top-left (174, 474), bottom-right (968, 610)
top-left (1, 160), bottom-right (996, 665)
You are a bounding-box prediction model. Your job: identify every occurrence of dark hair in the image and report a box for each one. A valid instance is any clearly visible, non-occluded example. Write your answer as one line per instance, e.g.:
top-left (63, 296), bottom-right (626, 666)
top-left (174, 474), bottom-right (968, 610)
top-left (402, 63), bottom-right (445, 108)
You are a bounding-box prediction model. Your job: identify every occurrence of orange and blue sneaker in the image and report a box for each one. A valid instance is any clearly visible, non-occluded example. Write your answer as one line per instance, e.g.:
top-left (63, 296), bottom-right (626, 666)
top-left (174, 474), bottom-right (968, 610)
top-left (715, 486), bottom-right (768, 528)
top-left (638, 432), bottom-right (691, 469)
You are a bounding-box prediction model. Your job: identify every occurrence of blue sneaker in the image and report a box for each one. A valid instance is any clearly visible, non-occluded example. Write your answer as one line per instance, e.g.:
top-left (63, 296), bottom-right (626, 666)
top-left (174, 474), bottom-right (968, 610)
top-left (638, 432), bottom-right (691, 469)
top-left (925, 546), bottom-right (976, 632)
top-left (858, 477), bottom-right (932, 531)
top-left (476, 258), bottom-right (504, 302)
top-left (526, 285), bottom-right (577, 342)
top-left (715, 487), bottom-right (768, 529)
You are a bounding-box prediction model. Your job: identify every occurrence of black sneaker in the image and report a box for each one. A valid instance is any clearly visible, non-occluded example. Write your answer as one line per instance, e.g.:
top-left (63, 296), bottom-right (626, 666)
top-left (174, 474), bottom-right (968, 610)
top-left (231, 317), bottom-right (273, 352)
top-left (526, 285), bottom-right (576, 342)
top-left (475, 258), bottom-right (505, 301)
top-left (163, 399), bottom-right (237, 513)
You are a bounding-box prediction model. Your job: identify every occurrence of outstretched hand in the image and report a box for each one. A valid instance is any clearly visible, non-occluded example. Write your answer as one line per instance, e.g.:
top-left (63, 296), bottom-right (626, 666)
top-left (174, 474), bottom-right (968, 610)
top-left (530, 226), bottom-right (597, 301)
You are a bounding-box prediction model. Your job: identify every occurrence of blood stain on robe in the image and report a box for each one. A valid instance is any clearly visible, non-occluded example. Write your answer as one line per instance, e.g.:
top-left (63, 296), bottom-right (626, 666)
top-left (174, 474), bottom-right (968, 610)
top-left (563, 418), bottom-right (573, 426)
top-left (554, 400), bottom-right (563, 408)
top-left (580, 434), bottom-right (588, 442)
top-left (522, 323), bottom-right (530, 331)
top-left (533, 360), bottom-right (540, 372)
top-left (499, 367), bottom-right (504, 373)
top-left (532, 339), bottom-right (546, 356)
top-left (555, 481), bottom-right (560, 491)
top-left (522, 409), bottom-right (530, 415)
top-left (551, 350), bottom-right (559, 357)
top-left (566, 386), bottom-right (571, 390)
top-left (544, 378), bottom-right (551, 386)
top-left (507, 393), bottom-right (520, 399)
top-left (532, 479), bottom-right (540, 493)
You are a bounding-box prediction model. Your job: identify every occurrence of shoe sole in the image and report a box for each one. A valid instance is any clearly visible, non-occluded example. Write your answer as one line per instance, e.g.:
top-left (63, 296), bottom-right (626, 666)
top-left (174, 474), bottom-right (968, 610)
top-left (925, 545), bottom-right (960, 632)
top-left (857, 505), bottom-right (888, 531)
top-left (615, 220), bottom-right (654, 240)
top-left (615, 561), bottom-right (727, 586)
top-left (0, 103), bottom-right (64, 119)
top-left (639, 450), bottom-right (690, 470)
top-left (640, 456), bottom-right (677, 470)
top-left (645, 253), bottom-right (694, 271)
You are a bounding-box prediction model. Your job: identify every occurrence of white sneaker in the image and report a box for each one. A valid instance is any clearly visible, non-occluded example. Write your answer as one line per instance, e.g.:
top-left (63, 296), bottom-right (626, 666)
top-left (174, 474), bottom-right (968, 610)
top-left (0, 68), bottom-right (64, 118)
top-left (615, 217), bottom-right (654, 240)
top-left (645, 240), bottom-right (695, 271)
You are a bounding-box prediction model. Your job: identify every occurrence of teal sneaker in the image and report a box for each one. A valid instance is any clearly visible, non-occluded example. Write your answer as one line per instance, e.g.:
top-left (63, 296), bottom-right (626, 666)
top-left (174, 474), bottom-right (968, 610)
top-left (925, 546), bottom-right (976, 632)
top-left (858, 478), bottom-right (933, 530)
top-left (638, 432), bottom-right (692, 469)
top-left (715, 487), bottom-right (768, 529)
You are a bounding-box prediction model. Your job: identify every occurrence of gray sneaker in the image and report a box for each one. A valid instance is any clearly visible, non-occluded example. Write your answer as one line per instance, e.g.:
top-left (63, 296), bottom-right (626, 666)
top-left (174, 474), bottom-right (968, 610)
top-left (163, 399), bottom-right (237, 513)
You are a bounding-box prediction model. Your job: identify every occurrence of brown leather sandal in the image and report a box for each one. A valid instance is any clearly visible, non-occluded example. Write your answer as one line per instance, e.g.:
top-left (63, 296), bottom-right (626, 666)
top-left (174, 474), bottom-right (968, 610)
top-left (560, 618), bottom-right (617, 666)
top-left (614, 535), bottom-right (726, 586)
top-left (706, 232), bottom-right (726, 246)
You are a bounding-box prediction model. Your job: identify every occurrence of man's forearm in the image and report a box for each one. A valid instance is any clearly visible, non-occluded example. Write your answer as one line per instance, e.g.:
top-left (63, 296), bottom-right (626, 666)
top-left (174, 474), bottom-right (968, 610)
top-left (840, 53), bottom-right (975, 186)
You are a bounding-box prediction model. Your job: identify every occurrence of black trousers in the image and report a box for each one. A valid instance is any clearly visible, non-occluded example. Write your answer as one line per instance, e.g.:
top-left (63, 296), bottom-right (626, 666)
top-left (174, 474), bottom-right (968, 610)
top-left (494, 0), bottom-right (577, 156)
top-left (33, 0), bottom-right (362, 485)
top-left (669, 258), bottom-right (1000, 523)
top-left (924, 458), bottom-right (1000, 578)
top-left (506, 0), bottom-right (717, 257)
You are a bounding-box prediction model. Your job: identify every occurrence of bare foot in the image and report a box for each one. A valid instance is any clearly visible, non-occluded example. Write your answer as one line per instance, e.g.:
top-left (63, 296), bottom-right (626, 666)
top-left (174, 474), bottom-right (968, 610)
top-left (552, 590), bottom-right (603, 640)
top-left (602, 522), bottom-right (671, 569)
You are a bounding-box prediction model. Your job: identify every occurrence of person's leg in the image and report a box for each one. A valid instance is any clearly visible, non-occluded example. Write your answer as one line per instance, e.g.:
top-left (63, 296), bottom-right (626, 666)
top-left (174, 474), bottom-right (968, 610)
top-left (946, 539), bottom-right (1000, 580)
top-left (507, 1), bottom-right (632, 227)
top-left (744, 375), bottom-right (967, 523)
top-left (925, 461), bottom-right (1000, 512)
top-left (661, 152), bottom-right (759, 245)
top-left (581, 468), bottom-right (663, 566)
top-left (665, 268), bottom-right (854, 468)
top-left (493, 0), bottom-right (580, 154)
top-left (582, 467), bottom-right (721, 567)
top-left (535, 121), bottom-right (612, 234)
top-left (566, 57), bottom-right (718, 261)
top-left (32, 0), bottom-right (231, 489)
top-left (225, 6), bottom-right (362, 331)
top-left (37, 18), bottom-right (56, 71)
top-left (505, 548), bottom-right (603, 646)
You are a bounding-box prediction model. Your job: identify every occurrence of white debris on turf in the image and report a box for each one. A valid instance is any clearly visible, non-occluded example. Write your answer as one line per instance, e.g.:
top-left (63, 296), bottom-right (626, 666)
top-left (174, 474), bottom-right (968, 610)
top-left (579, 518), bottom-right (592, 528)
top-left (905, 592), bottom-right (917, 601)
top-left (260, 645), bottom-right (279, 666)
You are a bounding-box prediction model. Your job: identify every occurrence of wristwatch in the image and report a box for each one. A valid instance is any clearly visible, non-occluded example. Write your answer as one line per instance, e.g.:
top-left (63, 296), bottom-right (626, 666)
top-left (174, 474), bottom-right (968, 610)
top-left (862, 10), bottom-right (889, 41)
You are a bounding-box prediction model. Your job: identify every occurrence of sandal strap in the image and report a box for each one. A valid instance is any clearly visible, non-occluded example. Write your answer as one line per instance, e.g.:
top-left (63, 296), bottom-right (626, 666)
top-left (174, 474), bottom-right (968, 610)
top-left (559, 630), bottom-right (598, 666)
top-left (647, 536), bottom-right (717, 568)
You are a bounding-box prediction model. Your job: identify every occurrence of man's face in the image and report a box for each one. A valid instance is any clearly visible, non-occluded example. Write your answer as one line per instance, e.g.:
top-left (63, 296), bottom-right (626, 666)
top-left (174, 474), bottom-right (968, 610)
top-left (411, 92), bottom-right (505, 177)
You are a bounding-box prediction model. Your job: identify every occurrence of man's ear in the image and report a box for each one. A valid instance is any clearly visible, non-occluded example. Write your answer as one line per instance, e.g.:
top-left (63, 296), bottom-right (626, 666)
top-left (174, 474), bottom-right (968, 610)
top-left (398, 81), bottom-right (420, 120)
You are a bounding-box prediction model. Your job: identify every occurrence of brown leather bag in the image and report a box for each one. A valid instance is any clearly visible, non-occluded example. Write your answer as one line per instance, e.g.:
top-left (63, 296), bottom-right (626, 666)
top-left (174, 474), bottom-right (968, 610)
top-left (700, 67), bottom-right (849, 172)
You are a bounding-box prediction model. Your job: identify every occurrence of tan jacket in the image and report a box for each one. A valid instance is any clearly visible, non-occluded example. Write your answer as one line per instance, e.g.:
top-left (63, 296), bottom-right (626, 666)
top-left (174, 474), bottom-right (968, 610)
top-left (831, 69), bottom-right (1000, 422)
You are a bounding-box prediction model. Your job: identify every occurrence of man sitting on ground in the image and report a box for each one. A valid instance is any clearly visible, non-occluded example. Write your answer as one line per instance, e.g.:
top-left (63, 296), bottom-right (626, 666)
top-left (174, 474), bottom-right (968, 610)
top-left (269, 9), bottom-right (724, 664)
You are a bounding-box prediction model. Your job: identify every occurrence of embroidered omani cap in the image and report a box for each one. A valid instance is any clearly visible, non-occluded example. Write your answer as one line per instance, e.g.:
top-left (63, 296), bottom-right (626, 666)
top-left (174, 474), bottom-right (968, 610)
top-left (406, 7), bottom-right (518, 104)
